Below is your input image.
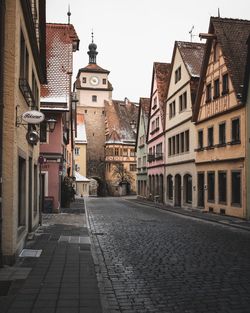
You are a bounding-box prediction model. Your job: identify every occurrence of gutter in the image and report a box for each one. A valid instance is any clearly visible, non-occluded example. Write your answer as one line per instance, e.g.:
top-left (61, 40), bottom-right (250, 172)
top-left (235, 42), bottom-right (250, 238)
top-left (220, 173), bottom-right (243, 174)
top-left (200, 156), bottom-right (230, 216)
top-left (0, 0), bottom-right (5, 267)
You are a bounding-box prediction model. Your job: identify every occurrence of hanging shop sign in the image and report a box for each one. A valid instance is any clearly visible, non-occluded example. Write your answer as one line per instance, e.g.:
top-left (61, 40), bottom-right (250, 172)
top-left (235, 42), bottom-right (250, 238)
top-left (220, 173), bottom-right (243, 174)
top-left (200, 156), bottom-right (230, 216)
top-left (22, 110), bottom-right (45, 124)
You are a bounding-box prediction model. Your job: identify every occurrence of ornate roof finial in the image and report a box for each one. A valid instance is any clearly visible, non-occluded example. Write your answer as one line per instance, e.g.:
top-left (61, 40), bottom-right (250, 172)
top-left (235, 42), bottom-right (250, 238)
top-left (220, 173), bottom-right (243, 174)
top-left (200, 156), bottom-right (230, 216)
top-left (88, 31), bottom-right (98, 64)
top-left (67, 4), bottom-right (71, 24)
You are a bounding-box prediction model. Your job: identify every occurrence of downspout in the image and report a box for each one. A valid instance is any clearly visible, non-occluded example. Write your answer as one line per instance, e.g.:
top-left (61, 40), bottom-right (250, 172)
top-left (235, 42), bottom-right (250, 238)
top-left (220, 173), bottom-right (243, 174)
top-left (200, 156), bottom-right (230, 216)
top-left (0, 0), bottom-right (6, 267)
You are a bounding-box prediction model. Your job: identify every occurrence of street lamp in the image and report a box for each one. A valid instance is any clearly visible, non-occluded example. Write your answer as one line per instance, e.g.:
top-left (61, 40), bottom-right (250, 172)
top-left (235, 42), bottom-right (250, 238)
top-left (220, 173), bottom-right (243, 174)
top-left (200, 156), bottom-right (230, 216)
top-left (46, 118), bottom-right (57, 132)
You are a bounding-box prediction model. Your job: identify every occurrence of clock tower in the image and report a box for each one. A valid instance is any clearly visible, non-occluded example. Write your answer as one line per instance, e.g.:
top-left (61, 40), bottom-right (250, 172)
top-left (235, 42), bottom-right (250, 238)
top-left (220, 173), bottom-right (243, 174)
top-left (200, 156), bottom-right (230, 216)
top-left (75, 35), bottom-right (113, 194)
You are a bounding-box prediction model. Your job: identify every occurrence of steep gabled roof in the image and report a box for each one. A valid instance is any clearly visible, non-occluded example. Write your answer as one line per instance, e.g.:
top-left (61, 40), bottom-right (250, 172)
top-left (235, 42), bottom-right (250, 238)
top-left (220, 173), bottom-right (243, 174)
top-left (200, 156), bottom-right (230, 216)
top-left (147, 62), bottom-right (171, 141)
top-left (41, 23), bottom-right (79, 105)
top-left (193, 17), bottom-right (250, 122)
top-left (105, 99), bottom-right (139, 144)
top-left (242, 35), bottom-right (250, 103)
top-left (135, 97), bottom-right (150, 151)
top-left (154, 62), bottom-right (171, 107)
top-left (177, 41), bottom-right (205, 77)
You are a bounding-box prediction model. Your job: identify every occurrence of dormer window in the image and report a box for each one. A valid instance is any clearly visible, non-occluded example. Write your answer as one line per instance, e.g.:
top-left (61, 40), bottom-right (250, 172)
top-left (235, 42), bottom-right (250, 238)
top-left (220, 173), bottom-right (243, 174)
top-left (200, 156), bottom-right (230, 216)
top-left (103, 78), bottom-right (107, 84)
top-left (152, 97), bottom-right (157, 109)
top-left (175, 66), bottom-right (181, 83)
top-left (82, 77), bottom-right (86, 83)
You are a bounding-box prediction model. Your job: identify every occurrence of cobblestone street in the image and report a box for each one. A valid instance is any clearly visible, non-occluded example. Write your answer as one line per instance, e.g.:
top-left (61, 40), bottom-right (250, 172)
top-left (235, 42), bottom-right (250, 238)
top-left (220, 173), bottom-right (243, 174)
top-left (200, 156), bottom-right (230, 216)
top-left (86, 197), bottom-right (250, 313)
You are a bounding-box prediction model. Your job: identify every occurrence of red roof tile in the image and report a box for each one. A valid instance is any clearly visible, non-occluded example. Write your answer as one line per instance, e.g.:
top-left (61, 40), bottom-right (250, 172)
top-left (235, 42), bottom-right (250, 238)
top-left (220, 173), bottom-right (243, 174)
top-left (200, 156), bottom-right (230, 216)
top-left (105, 99), bottom-right (139, 144)
top-left (177, 41), bottom-right (205, 77)
top-left (41, 23), bottom-right (79, 104)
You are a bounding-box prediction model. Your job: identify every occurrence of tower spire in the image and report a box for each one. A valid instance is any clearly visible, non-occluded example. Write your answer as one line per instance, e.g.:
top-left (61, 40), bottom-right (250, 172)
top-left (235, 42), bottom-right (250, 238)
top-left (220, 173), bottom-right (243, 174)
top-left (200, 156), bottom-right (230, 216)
top-left (87, 32), bottom-right (98, 64)
top-left (67, 4), bottom-right (71, 24)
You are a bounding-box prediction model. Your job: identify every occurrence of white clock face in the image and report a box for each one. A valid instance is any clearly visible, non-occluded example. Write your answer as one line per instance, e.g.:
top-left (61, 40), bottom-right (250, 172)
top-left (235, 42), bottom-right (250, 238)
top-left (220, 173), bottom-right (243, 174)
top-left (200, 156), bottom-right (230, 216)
top-left (90, 76), bottom-right (99, 86)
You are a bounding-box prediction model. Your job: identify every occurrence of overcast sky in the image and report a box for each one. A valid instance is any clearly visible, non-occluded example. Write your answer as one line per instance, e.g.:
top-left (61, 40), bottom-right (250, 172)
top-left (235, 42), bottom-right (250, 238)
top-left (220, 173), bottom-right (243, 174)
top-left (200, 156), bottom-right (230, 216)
top-left (46, 0), bottom-right (250, 102)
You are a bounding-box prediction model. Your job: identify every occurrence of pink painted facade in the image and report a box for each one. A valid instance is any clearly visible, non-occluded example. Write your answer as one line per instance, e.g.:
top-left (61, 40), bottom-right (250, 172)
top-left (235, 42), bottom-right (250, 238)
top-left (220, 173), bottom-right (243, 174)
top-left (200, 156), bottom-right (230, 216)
top-left (40, 23), bottom-right (79, 212)
top-left (40, 113), bottom-right (64, 211)
top-left (147, 62), bottom-right (171, 202)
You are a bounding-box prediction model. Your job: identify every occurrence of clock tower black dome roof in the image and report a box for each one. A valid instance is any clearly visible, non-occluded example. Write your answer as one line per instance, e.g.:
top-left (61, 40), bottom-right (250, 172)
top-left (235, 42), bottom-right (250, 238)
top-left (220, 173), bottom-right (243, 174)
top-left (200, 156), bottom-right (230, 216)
top-left (88, 32), bottom-right (98, 64)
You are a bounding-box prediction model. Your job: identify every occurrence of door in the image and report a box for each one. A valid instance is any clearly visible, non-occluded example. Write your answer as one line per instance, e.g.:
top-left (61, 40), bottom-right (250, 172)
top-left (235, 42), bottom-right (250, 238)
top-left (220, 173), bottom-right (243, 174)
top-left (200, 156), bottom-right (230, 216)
top-left (174, 174), bottom-right (181, 207)
top-left (197, 172), bottom-right (204, 208)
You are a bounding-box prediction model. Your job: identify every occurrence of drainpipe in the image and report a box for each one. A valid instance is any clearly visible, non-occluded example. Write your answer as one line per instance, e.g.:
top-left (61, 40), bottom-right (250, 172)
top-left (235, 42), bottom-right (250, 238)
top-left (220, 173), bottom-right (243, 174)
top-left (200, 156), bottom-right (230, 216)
top-left (0, 0), bottom-right (6, 267)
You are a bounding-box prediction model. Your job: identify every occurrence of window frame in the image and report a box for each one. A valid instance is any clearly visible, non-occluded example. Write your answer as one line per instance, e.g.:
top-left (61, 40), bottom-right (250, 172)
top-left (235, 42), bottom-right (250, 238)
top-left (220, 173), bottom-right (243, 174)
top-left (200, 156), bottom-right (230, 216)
top-left (231, 170), bottom-right (241, 206)
top-left (207, 171), bottom-right (215, 203)
top-left (218, 171), bottom-right (227, 204)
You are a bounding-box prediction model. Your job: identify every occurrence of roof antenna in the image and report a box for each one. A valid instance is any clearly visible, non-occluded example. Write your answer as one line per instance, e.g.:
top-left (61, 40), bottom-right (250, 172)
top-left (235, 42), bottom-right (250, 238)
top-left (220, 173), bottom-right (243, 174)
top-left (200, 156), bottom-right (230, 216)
top-left (218, 8), bottom-right (221, 18)
top-left (189, 25), bottom-right (194, 42)
top-left (67, 4), bottom-right (71, 24)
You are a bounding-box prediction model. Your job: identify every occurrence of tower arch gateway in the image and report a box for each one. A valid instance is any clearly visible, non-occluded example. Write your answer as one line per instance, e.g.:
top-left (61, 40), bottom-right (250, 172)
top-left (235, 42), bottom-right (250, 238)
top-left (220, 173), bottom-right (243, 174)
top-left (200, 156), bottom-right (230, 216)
top-left (75, 35), bottom-right (113, 195)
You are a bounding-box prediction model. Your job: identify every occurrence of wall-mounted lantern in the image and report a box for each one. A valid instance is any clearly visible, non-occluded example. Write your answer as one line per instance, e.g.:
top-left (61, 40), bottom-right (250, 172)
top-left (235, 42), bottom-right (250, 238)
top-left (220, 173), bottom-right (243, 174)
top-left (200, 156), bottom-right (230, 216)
top-left (46, 118), bottom-right (57, 132)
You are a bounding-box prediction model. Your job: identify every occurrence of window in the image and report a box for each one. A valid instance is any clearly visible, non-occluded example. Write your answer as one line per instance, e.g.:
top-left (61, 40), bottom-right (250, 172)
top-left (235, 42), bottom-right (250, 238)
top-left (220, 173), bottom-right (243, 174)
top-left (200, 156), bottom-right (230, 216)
top-left (214, 78), bottom-right (220, 99)
top-left (139, 135), bottom-right (145, 146)
top-left (172, 136), bottom-right (176, 155)
top-left (207, 172), bottom-right (215, 202)
top-left (130, 149), bottom-right (135, 157)
top-left (169, 101), bottom-right (176, 118)
top-left (231, 118), bottom-right (240, 143)
top-left (176, 134), bottom-right (180, 154)
top-left (20, 31), bottom-right (29, 80)
top-left (167, 175), bottom-right (173, 200)
top-left (123, 148), bottom-right (128, 156)
top-left (179, 92), bottom-right (187, 112)
top-left (75, 147), bottom-right (80, 156)
top-left (153, 97), bottom-right (157, 109)
top-left (185, 130), bottom-right (189, 152)
top-left (222, 73), bottom-right (229, 95)
top-left (142, 156), bottom-right (146, 167)
top-left (206, 83), bottom-right (212, 102)
top-left (137, 157), bottom-right (141, 168)
top-left (82, 77), bottom-right (86, 83)
top-left (18, 156), bottom-right (26, 227)
top-left (40, 121), bottom-right (47, 143)
top-left (156, 117), bottom-right (159, 129)
top-left (92, 95), bottom-right (97, 102)
top-left (156, 143), bottom-right (163, 159)
top-left (219, 123), bottom-right (226, 145)
top-left (198, 130), bottom-right (203, 149)
top-left (184, 174), bottom-right (192, 204)
top-left (175, 66), bottom-right (181, 83)
top-left (208, 127), bottom-right (214, 147)
top-left (102, 78), bottom-right (107, 84)
top-left (180, 132), bottom-right (184, 153)
top-left (130, 164), bottom-right (136, 171)
top-left (75, 164), bottom-right (80, 172)
top-left (114, 148), bottom-right (119, 156)
top-left (218, 171), bottom-right (227, 203)
top-left (151, 120), bottom-right (155, 131)
top-left (231, 171), bottom-right (241, 206)
top-left (168, 138), bottom-right (172, 156)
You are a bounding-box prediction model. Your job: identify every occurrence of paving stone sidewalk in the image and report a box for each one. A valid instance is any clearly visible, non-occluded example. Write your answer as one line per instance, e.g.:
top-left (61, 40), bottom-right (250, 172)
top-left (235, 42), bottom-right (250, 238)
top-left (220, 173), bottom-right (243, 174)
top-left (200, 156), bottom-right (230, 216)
top-left (0, 199), bottom-right (103, 313)
top-left (127, 196), bottom-right (250, 232)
